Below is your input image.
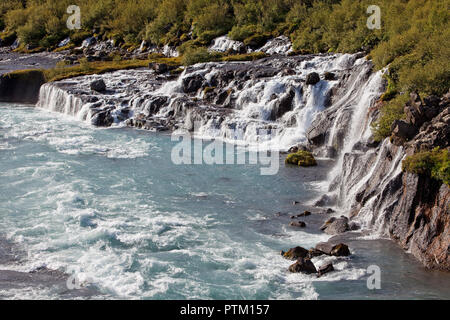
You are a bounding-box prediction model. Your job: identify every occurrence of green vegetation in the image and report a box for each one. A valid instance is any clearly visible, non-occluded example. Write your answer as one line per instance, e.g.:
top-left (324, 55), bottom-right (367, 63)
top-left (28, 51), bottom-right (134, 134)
top-left (371, 94), bottom-right (409, 142)
top-left (0, 1), bottom-right (447, 135)
top-left (43, 56), bottom-right (181, 82)
top-left (0, 0), bottom-right (446, 92)
top-left (285, 150), bottom-right (317, 167)
top-left (402, 148), bottom-right (450, 186)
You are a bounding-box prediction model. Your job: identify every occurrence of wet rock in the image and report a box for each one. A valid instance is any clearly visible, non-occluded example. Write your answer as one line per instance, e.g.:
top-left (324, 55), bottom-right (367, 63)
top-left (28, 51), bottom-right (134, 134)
top-left (91, 110), bottom-right (113, 127)
top-left (315, 242), bottom-right (351, 257)
top-left (307, 248), bottom-right (325, 259)
top-left (349, 222), bottom-right (361, 231)
top-left (314, 194), bottom-right (337, 207)
top-left (289, 221), bottom-right (306, 228)
top-left (306, 72), bottom-right (320, 85)
top-left (390, 120), bottom-right (417, 146)
top-left (320, 216), bottom-right (350, 235)
top-left (315, 242), bottom-right (334, 255)
top-left (288, 258), bottom-right (317, 274)
top-left (282, 246), bottom-right (309, 260)
top-left (324, 72), bottom-right (336, 81)
top-left (149, 63), bottom-right (169, 74)
top-left (317, 263), bottom-right (334, 277)
top-left (330, 243), bottom-right (351, 257)
top-left (90, 79), bottom-right (106, 92)
top-left (82, 37), bottom-right (97, 48)
top-left (270, 87), bottom-right (295, 120)
top-left (182, 74), bottom-right (204, 94)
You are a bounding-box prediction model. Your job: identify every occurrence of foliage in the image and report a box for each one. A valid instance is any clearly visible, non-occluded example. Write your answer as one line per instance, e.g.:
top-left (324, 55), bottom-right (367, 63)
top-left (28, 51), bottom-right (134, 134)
top-left (402, 148), bottom-right (450, 186)
top-left (285, 150), bottom-right (317, 167)
top-left (371, 94), bottom-right (409, 142)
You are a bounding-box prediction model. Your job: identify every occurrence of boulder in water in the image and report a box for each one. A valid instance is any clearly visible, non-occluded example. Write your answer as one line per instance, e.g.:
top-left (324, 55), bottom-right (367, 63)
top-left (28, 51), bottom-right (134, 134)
top-left (317, 262), bottom-right (334, 277)
top-left (306, 72), bottom-right (320, 85)
top-left (330, 243), bottom-right (351, 257)
top-left (324, 72), bottom-right (336, 81)
top-left (320, 216), bottom-right (350, 235)
top-left (282, 246), bottom-right (309, 260)
top-left (90, 79), bottom-right (106, 92)
top-left (288, 258), bottom-right (317, 274)
top-left (289, 221), bottom-right (306, 228)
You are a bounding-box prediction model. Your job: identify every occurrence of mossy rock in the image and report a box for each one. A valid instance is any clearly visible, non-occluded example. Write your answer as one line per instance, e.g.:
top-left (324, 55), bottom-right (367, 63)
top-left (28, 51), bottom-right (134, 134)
top-left (285, 150), bottom-right (317, 167)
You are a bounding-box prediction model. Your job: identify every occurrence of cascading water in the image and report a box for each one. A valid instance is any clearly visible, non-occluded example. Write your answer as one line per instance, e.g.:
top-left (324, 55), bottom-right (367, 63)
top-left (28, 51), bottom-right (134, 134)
top-left (37, 53), bottom-right (368, 151)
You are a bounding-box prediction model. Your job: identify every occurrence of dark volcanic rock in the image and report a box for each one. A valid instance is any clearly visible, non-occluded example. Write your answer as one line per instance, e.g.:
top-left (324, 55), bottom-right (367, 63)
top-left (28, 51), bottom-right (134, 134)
top-left (324, 72), bottom-right (336, 81)
top-left (308, 248), bottom-right (325, 259)
top-left (390, 119), bottom-right (417, 146)
top-left (182, 74), bottom-right (204, 94)
top-left (90, 79), bottom-right (106, 92)
top-left (0, 70), bottom-right (45, 104)
top-left (317, 263), bottom-right (334, 277)
top-left (306, 72), bottom-right (320, 85)
top-left (282, 246), bottom-right (309, 260)
top-left (320, 216), bottom-right (350, 235)
top-left (289, 221), bottom-right (306, 228)
top-left (288, 258), bottom-right (317, 274)
top-left (330, 243), bottom-right (351, 256)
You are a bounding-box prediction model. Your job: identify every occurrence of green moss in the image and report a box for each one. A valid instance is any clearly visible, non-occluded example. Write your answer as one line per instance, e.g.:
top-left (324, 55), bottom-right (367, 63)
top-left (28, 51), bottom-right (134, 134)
top-left (285, 150), bottom-right (317, 167)
top-left (402, 148), bottom-right (450, 186)
top-left (220, 52), bottom-right (266, 62)
top-left (202, 86), bottom-right (216, 95)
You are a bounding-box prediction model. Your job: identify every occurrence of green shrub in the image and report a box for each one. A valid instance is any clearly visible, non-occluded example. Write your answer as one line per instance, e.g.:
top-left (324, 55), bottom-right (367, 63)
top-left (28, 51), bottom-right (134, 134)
top-left (285, 150), bottom-right (317, 167)
top-left (182, 46), bottom-right (218, 66)
top-left (402, 148), bottom-right (450, 186)
top-left (371, 94), bottom-right (409, 142)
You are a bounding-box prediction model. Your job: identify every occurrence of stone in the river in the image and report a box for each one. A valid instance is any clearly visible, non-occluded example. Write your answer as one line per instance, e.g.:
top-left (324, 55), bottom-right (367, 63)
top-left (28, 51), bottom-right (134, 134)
top-left (317, 263), bottom-right (334, 277)
top-left (289, 221), bottom-right (306, 228)
top-left (315, 242), bottom-right (334, 255)
top-left (324, 72), bottom-right (336, 81)
top-left (330, 243), bottom-right (351, 257)
top-left (306, 72), bottom-right (320, 85)
top-left (90, 79), bottom-right (106, 92)
top-left (288, 258), bottom-right (317, 274)
top-left (349, 222), bottom-right (361, 231)
top-left (282, 246), bottom-right (309, 260)
top-left (182, 74), bottom-right (204, 93)
top-left (320, 216), bottom-right (350, 235)
top-left (314, 194), bottom-right (336, 207)
top-left (308, 248), bottom-right (325, 259)
top-left (149, 62), bottom-right (169, 74)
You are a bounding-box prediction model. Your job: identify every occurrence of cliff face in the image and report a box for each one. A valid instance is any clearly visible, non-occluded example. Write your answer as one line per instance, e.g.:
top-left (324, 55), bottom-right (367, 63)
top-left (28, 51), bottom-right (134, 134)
top-left (0, 70), bottom-right (45, 104)
top-left (312, 90), bottom-right (449, 270)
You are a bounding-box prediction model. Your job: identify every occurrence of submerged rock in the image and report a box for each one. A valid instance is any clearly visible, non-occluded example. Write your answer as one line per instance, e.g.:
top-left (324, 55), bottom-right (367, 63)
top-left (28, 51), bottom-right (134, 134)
top-left (289, 221), bottom-right (306, 228)
top-left (288, 258), bottom-right (317, 274)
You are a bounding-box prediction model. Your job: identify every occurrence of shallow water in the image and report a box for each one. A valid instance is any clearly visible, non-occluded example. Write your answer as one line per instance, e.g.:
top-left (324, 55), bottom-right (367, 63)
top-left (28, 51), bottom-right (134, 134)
top-left (0, 104), bottom-right (449, 300)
